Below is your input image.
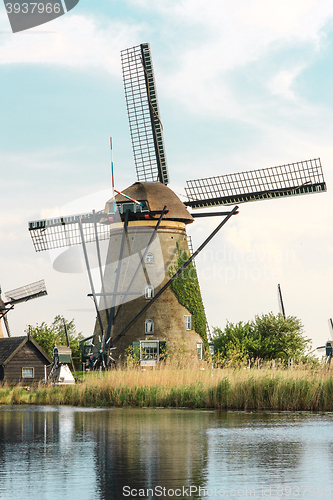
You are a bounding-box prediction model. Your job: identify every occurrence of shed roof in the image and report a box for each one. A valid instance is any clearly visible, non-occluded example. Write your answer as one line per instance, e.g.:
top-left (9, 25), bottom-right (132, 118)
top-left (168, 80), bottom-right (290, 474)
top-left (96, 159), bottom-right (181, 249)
top-left (0, 335), bottom-right (52, 365)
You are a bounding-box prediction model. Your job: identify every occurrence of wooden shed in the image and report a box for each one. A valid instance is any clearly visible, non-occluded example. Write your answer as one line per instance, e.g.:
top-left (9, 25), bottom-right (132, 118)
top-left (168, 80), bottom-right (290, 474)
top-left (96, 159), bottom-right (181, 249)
top-left (0, 335), bottom-right (52, 385)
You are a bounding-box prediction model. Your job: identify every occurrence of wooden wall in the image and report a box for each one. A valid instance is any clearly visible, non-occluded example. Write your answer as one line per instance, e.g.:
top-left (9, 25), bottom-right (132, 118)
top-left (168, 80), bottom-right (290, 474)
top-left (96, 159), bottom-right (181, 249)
top-left (3, 341), bottom-right (50, 385)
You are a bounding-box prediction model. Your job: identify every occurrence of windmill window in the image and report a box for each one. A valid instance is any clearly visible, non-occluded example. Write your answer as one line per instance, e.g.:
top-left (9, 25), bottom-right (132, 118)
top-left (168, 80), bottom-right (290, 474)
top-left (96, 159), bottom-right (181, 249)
top-left (22, 367), bottom-right (34, 378)
top-left (208, 343), bottom-right (215, 355)
top-left (145, 252), bottom-right (154, 263)
top-left (140, 341), bottom-right (159, 361)
top-left (145, 319), bottom-right (154, 334)
top-left (185, 315), bottom-right (192, 330)
top-left (196, 343), bottom-right (203, 361)
top-left (145, 285), bottom-right (154, 299)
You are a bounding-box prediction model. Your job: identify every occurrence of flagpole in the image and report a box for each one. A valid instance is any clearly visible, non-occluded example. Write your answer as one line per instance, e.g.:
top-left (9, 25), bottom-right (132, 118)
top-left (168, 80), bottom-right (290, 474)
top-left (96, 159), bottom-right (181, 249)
top-left (114, 189), bottom-right (144, 207)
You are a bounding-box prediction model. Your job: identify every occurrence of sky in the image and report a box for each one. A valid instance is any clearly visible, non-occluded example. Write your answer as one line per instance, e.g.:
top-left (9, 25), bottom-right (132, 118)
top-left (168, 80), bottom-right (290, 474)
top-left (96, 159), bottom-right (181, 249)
top-left (0, 0), bottom-right (333, 350)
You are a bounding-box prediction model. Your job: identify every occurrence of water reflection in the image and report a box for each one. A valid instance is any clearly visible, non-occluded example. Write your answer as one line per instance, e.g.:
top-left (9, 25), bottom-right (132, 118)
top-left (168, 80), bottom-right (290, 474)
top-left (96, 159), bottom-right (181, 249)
top-left (0, 408), bottom-right (333, 499)
top-left (85, 409), bottom-right (209, 499)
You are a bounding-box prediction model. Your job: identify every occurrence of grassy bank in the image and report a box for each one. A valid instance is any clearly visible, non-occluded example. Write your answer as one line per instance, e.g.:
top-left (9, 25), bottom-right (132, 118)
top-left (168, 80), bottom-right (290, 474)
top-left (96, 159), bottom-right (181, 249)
top-left (1, 367), bottom-right (333, 411)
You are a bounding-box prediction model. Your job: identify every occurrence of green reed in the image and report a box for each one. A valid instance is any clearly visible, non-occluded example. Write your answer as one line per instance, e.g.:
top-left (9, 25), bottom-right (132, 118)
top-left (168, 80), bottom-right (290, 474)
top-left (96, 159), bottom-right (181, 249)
top-left (1, 367), bottom-right (333, 411)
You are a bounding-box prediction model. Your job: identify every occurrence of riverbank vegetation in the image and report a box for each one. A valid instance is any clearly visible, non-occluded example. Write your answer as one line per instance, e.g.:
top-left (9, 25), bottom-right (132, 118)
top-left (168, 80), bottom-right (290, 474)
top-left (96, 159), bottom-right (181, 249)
top-left (7, 312), bottom-right (325, 410)
top-left (212, 313), bottom-right (310, 366)
top-left (1, 363), bottom-right (333, 411)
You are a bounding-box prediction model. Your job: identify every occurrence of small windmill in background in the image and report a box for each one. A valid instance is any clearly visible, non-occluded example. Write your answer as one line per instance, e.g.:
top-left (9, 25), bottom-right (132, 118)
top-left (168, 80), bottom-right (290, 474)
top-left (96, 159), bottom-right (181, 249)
top-left (0, 280), bottom-right (47, 337)
top-left (316, 318), bottom-right (333, 366)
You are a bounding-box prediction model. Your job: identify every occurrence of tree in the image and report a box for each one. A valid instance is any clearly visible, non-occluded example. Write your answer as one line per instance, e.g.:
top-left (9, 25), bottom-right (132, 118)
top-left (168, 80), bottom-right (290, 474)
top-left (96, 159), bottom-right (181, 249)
top-left (212, 313), bottom-right (311, 365)
top-left (213, 320), bottom-right (255, 365)
top-left (26, 315), bottom-right (84, 369)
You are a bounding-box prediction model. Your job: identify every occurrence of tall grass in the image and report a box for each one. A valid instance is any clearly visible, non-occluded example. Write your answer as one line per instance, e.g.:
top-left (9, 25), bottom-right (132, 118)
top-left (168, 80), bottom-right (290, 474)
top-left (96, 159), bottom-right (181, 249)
top-left (1, 365), bottom-right (333, 411)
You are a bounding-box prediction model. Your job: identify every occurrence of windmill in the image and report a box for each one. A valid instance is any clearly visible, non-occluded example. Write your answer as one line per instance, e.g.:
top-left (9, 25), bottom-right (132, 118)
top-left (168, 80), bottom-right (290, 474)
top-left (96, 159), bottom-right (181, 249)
top-left (316, 318), bottom-right (333, 367)
top-left (28, 43), bottom-right (326, 366)
top-left (0, 280), bottom-right (47, 338)
top-left (48, 318), bottom-right (75, 385)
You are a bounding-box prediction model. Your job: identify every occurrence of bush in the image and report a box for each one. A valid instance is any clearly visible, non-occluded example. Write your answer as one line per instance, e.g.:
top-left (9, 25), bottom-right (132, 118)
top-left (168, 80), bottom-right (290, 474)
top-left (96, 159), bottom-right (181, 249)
top-left (212, 313), bottom-right (312, 365)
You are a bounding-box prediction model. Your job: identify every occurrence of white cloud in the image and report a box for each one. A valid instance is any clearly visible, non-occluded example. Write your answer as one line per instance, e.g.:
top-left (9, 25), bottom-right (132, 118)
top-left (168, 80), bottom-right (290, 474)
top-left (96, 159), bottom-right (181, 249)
top-left (267, 68), bottom-right (303, 100)
top-left (131, 0), bottom-right (333, 49)
top-left (0, 11), bottom-right (145, 74)
top-left (139, 0), bottom-right (333, 118)
top-left (0, 1), bottom-right (332, 120)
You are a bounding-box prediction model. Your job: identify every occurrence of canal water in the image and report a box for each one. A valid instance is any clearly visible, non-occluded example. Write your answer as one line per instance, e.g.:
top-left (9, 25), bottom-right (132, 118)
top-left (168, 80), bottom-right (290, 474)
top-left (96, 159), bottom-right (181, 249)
top-left (0, 407), bottom-right (332, 500)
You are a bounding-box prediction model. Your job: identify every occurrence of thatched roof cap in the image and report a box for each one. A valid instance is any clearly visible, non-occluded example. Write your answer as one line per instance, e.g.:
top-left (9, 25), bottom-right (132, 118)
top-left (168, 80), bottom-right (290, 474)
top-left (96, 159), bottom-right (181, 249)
top-left (107, 182), bottom-right (194, 224)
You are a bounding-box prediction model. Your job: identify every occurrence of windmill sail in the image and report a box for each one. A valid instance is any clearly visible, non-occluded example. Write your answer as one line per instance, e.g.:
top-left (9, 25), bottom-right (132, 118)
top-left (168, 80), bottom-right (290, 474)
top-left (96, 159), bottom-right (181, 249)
top-left (185, 158), bottom-right (326, 209)
top-left (277, 284), bottom-right (285, 318)
top-left (2, 315), bottom-right (11, 337)
top-left (0, 280), bottom-right (47, 338)
top-left (4, 280), bottom-right (47, 305)
top-left (328, 318), bottom-right (333, 340)
top-left (28, 211), bottom-right (113, 252)
top-left (121, 43), bottom-right (169, 184)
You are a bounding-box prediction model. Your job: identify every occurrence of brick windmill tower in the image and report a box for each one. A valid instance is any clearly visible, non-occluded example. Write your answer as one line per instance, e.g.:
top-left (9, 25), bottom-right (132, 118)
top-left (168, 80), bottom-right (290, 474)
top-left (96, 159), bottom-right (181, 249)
top-left (28, 43), bottom-right (326, 367)
top-left (97, 181), bottom-right (206, 364)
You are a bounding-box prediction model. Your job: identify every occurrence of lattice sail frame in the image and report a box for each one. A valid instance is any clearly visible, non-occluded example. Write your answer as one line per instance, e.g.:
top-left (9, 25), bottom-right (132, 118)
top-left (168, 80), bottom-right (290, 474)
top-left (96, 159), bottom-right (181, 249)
top-left (28, 206), bottom-right (169, 312)
top-left (28, 212), bottom-right (111, 252)
top-left (4, 279), bottom-right (47, 305)
top-left (121, 43), bottom-right (169, 184)
top-left (184, 158), bottom-right (326, 209)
